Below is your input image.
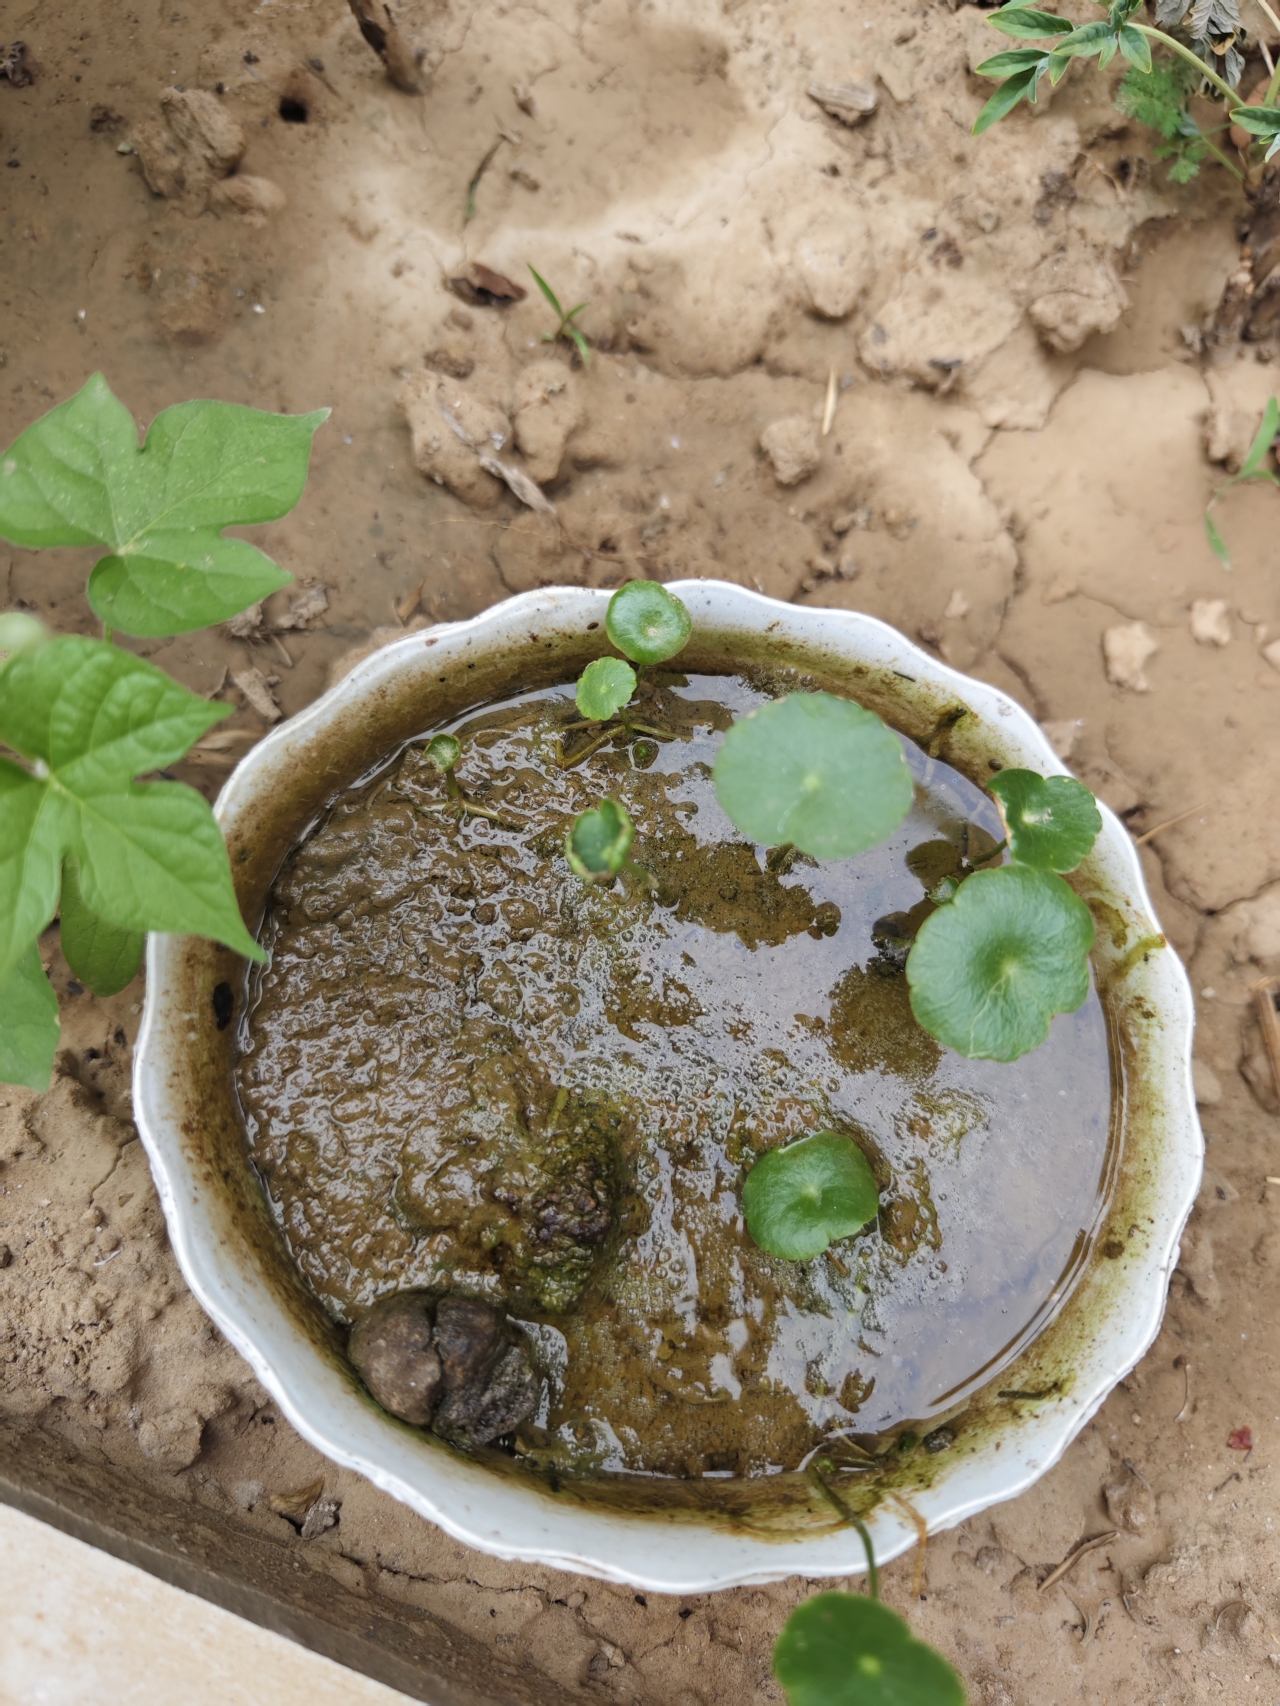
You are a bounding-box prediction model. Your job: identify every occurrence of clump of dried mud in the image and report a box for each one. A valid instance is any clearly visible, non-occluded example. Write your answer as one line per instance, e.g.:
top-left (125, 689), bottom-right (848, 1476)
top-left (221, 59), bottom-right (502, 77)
top-left (5, 0), bottom-right (1280, 1700)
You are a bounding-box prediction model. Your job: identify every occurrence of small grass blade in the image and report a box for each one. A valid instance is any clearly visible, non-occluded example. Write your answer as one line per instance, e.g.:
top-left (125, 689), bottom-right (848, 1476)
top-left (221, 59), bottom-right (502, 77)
top-left (528, 265), bottom-right (563, 318)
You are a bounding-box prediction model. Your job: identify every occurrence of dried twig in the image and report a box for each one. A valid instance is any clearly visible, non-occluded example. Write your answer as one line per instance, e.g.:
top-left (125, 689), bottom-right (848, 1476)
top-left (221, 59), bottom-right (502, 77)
top-left (1037, 1530), bottom-right (1117, 1595)
top-left (822, 368), bottom-right (838, 437)
top-left (1252, 975), bottom-right (1280, 1105)
top-left (1133, 805), bottom-right (1203, 846)
top-left (1174, 1361), bottom-right (1193, 1423)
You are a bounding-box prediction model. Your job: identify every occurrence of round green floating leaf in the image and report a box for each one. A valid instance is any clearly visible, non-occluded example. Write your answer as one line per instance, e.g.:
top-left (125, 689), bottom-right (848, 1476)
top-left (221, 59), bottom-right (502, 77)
top-left (742, 1130), bottom-right (879, 1262)
top-left (988, 768), bottom-right (1101, 873)
top-left (566, 798), bottom-right (634, 879)
top-left (576, 656), bottom-right (637, 721)
top-left (605, 580), bottom-right (692, 665)
top-left (774, 1593), bottom-right (966, 1706)
top-left (424, 733), bottom-right (461, 773)
top-left (714, 692), bottom-right (913, 860)
top-left (906, 865), bottom-right (1094, 1062)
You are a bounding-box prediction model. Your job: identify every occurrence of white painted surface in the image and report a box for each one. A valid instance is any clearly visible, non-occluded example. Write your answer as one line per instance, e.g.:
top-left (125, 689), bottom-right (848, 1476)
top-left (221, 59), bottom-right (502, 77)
top-left (0, 1504), bottom-right (414, 1706)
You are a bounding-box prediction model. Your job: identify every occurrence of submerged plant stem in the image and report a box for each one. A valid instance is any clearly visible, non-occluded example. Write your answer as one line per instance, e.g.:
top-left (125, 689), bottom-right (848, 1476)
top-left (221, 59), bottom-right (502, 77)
top-left (807, 1462), bottom-right (880, 1598)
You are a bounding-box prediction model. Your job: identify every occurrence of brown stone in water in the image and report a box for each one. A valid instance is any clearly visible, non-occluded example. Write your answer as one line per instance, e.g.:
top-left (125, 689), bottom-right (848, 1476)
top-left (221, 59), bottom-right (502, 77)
top-left (433, 1295), bottom-right (503, 1391)
top-left (349, 1290), bottom-right (443, 1425)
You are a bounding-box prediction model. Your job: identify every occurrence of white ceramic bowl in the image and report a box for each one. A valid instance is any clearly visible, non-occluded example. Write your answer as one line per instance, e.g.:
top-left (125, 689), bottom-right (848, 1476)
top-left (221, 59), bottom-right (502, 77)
top-left (133, 582), bottom-right (1201, 1592)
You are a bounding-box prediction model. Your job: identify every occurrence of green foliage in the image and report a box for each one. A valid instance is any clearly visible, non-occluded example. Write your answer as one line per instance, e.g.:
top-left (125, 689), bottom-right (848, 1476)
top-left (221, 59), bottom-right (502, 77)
top-left (1205, 396), bottom-right (1279, 567)
top-left (0, 611), bottom-right (46, 663)
top-left (0, 941), bottom-right (60, 1090)
top-left (988, 769), bottom-right (1101, 872)
top-left (425, 733), bottom-right (462, 772)
top-left (1116, 57), bottom-right (1210, 180)
top-left (906, 866), bottom-right (1095, 1062)
top-left (528, 266), bottom-right (591, 366)
top-left (605, 581), bottom-right (692, 666)
top-left (576, 656), bottom-right (638, 721)
top-left (566, 798), bottom-right (634, 880)
top-left (1232, 103), bottom-right (1280, 160)
top-left (59, 860), bottom-right (145, 997)
top-left (713, 692), bottom-right (913, 861)
top-left (742, 1130), bottom-right (879, 1262)
top-left (0, 374), bottom-right (327, 637)
top-left (774, 1592), bottom-right (966, 1706)
top-left (0, 636), bottom-right (264, 985)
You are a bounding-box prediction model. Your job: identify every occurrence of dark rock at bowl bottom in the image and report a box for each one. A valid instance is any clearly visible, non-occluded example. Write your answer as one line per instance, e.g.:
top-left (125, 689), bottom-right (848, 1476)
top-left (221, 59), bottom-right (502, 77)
top-left (348, 1290), bottom-right (540, 1445)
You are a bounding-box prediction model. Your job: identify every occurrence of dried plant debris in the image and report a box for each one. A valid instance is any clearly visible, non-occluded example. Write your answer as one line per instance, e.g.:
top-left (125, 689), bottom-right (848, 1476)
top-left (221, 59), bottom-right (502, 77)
top-left (807, 79), bottom-right (877, 126)
top-left (449, 262), bottom-right (528, 307)
top-left (347, 0), bottom-right (423, 94)
top-left (231, 664), bottom-right (282, 723)
top-left (1, 42), bottom-right (32, 88)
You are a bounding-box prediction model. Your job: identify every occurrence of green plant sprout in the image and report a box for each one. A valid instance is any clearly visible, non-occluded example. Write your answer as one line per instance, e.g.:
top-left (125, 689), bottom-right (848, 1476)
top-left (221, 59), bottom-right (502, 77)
top-left (528, 266), bottom-right (591, 366)
top-left (0, 374), bottom-right (326, 1091)
top-left (559, 580), bottom-right (689, 767)
top-left (970, 0), bottom-right (1280, 184)
top-left (1205, 395), bottom-right (1279, 567)
top-left (741, 1130), bottom-right (879, 1261)
top-left (415, 732), bottom-right (521, 828)
top-left (564, 797), bottom-right (653, 889)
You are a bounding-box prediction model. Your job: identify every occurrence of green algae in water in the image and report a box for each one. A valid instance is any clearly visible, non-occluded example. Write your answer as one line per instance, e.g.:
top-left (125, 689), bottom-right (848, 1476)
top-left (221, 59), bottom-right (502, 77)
top-left (236, 673), bottom-right (1112, 1482)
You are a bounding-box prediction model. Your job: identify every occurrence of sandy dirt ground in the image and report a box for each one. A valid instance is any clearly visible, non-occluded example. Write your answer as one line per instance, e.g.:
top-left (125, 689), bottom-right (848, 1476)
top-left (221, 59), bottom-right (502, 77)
top-left (4, 0), bottom-right (1280, 1700)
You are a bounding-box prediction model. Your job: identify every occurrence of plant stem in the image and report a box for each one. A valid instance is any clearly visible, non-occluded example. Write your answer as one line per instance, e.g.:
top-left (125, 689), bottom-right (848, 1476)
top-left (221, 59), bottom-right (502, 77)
top-left (1198, 131), bottom-right (1246, 180)
top-left (102, 624), bottom-right (113, 644)
top-left (806, 1463), bottom-right (881, 1598)
top-left (1134, 24), bottom-right (1238, 102)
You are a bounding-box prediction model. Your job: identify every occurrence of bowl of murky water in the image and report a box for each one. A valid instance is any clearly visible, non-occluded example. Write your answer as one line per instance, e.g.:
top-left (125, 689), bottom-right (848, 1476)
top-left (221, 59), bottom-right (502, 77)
top-left (133, 581), bottom-right (1200, 1591)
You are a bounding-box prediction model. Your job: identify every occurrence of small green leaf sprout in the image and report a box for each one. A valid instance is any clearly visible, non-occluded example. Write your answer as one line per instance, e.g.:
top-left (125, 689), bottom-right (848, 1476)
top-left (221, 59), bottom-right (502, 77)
top-left (713, 693), bottom-right (914, 861)
top-left (576, 656), bottom-right (638, 722)
top-left (560, 582), bottom-right (693, 767)
top-left (742, 1130), bottom-right (880, 1262)
top-left (987, 769), bottom-right (1102, 871)
top-left (774, 1590), bottom-right (966, 1706)
top-left (565, 797), bottom-right (652, 890)
top-left (1204, 395), bottom-right (1279, 568)
top-left (528, 266), bottom-right (591, 366)
top-left (417, 732), bottom-right (519, 829)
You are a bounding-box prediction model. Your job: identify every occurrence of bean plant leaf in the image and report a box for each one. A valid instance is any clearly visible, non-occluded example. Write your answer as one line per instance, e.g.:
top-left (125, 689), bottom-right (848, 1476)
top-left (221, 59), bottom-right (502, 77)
top-left (0, 373), bottom-right (328, 637)
top-left (576, 656), bottom-right (637, 721)
top-left (906, 866), bottom-right (1094, 1062)
top-left (988, 6), bottom-right (1073, 38)
top-left (59, 859), bottom-right (145, 997)
top-left (605, 581), bottom-right (692, 666)
top-left (0, 940), bottom-right (60, 1091)
top-left (988, 769), bottom-right (1101, 872)
top-left (0, 635), bottom-right (264, 980)
top-left (566, 798), bottom-right (633, 879)
top-left (742, 1131), bottom-right (879, 1262)
top-left (774, 1592), bottom-right (966, 1706)
top-left (714, 692), bottom-right (913, 860)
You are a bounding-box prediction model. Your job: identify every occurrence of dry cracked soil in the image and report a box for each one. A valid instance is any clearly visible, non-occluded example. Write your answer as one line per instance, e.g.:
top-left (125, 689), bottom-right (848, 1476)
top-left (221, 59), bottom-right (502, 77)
top-left (4, 1), bottom-right (1280, 1701)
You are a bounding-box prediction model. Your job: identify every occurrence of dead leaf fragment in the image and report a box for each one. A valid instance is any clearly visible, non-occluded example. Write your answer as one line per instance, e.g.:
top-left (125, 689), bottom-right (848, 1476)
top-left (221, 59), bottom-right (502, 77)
top-left (347, 0), bottom-right (422, 93)
top-left (276, 584), bottom-right (330, 630)
top-left (808, 80), bottom-right (877, 126)
top-left (478, 453), bottom-right (556, 515)
top-left (231, 665), bottom-right (282, 723)
top-left (449, 263), bottom-right (528, 307)
top-left (222, 604), bottom-right (263, 641)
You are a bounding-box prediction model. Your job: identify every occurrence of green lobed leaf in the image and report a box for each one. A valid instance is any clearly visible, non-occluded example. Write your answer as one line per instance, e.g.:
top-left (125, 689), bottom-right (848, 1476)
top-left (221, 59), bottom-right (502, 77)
top-left (605, 581), bottom-right (693, 666)
top-left (59, 859), bottom-right (144, 997)
top-left (0, 940), bottom-right (60, 1091)
top-left (973, 66), bottom-right (1042, 132)
top-left (743, 1131), bottom-right (879, 1262)
top-left (0, 636), bottom-right (263, 978)
top-left (774, 1592), bottom-right (967, 1706)
top-left (906, 866), bottom-right (1094, 1062)
top-left (576, 656), bottom-right (637, 721)
top-left (566, 798), bottom-right (633, 879)
top-left (0, 374), bottom-right (328, 638)
top-left (714, 692), bottom-right (913, 861)
top-left (988, 769), bottom-right (1101, 873)
top-left (988, 5), bottom-right (1074, 37)
top-left (1239, 397), bottom-right (1279, 479)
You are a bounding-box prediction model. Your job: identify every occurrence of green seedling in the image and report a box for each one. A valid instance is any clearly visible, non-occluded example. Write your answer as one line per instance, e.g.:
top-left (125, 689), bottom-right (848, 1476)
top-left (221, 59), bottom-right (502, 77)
top-left (988, 769), bottom-right (1102, 871)
top-left (528, 266), bottom-right (591, 365)
top-left (0, 376), bottom-right (326, 1092)
top-left (742, 1130), bottom-right (879, 1262)
top-left (560, 581), bottom-right (691, 766)
top-left (774, 1590), bottom-right (966, 1706)
top-left (713, 692), bottom-right (914, 861)
top-left (416, 732), bottom-right (519, 829)
top-left (1204, 395), bottom-right (1279, 568)
top-left (565, 797), bottom-right (651, 889)
top-left (577, 656), bottom-right (638, 722)
top-left (0, 373), bottom-right (327, 637)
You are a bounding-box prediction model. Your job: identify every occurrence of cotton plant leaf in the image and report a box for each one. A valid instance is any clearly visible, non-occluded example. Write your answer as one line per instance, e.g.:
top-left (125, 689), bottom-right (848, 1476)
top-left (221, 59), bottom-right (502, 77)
top-left (0, 940), bottom-right (60, 1091)
top-left (605, 581), bottom-right (693, 666)
top-left (0, 635), bottom-right (263, 980)
top-left (714, 692), bottom-right (913, 861)
top-left (576, 656), bottom-right (637, 721)
top-left (774, 1592), bottom-right (967, 1706)
top-left (0, 373), bottom-right (328, 638)
top-left (742, 1131), bottom-right (879, 1262)
top-left (987, 769), bottom-right (1101, 873)
top-left (59, 859), bottom-right (144, 997)
top-left (906, 865), bottom-right (1094, 1062)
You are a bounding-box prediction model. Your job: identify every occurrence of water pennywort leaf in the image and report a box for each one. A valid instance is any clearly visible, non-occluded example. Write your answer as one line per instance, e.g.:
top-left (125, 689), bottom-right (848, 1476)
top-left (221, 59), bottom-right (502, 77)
top-left (0, 940), bottom-right (60, 1091)
top-left (714, 692), bottom-right (913, 860)
top-left (0, 636), bottom-right (263, 979)
top-left (906, 866), bottom-right (1094, 1061)
top-left (576, 656), bottom-right (637, 721)
top-left (742, 1130), bottom-right (879, 1262)
top-left (774, 1593), bottom-right (966, 1706)
top-left (987, 769), bottom-right (1101, 872)
top-left (566, 798), bottom-right (634, 879)
top-left (0, 374), bottom-right (328, 637)
top-left (425, 734), bottom-right (462, 772)
top-left (59, 859), bottom-right (145, 997)
top-left (605, 580), bottom-right (693, 666)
